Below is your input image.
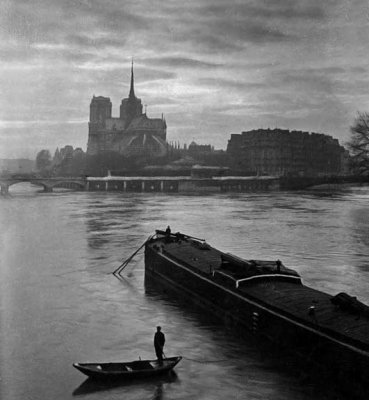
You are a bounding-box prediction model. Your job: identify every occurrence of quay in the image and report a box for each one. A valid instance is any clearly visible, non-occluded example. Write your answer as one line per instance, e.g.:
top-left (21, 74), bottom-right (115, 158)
top-left (86, 175), bottom-right (280, 193)
top-left (1, 173), bottom-right (367, 195)
top-left (86, 174), bottom-right (368, 193)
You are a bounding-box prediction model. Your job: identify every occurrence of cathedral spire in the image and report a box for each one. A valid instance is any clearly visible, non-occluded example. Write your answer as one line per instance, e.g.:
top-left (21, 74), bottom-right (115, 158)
top-left (129, 59), bottom-right (135, 98)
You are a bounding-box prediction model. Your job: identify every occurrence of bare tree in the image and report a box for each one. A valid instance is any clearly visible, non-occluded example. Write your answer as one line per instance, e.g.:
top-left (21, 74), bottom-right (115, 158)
top-left (347, 112), bottom-right (369, 175)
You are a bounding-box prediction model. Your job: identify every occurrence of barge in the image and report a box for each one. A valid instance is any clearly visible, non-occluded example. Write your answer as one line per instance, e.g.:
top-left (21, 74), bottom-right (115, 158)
top-left (145, 229), bottom-right (369, 394)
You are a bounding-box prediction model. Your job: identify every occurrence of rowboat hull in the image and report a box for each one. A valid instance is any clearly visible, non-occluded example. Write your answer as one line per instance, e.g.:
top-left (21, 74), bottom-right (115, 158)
top-left (73, 356), bottom-right (182, 380)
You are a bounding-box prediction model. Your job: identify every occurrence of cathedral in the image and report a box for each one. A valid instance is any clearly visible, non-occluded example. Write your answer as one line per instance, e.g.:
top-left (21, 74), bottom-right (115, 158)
top-left (87, 64), bottom-right (167, 159)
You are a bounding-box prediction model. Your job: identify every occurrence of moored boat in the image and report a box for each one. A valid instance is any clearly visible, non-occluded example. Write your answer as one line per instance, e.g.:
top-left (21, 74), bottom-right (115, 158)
top-left (144, 229), bottom-right (369, 394)
top-left (73, 356), bottom-right (182, 380)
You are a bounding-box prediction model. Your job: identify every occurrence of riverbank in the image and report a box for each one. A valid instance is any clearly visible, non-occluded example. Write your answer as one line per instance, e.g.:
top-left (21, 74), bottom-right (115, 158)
top-left (85, 174), bottom-right (367, 193)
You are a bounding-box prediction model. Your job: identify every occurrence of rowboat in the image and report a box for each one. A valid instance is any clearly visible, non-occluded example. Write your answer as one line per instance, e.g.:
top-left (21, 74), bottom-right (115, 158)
top-left (73, 356), bottom-right (182, 380)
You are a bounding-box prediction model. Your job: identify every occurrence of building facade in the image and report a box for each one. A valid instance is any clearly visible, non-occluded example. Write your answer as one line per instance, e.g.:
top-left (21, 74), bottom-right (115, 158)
top-left (87, 64), bottom-right (167, 159)
top-left (227, 128), bottom-right (349, 176)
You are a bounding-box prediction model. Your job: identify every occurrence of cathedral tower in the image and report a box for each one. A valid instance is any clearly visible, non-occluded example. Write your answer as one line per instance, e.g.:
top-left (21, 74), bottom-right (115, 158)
top-left (89, 96), bottom-right (112, 124)
top-left (120, 61), bottom-right (143, 127)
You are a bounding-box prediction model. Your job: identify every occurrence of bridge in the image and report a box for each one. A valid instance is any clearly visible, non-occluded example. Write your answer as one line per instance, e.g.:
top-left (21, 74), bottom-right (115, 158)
top-left (0, 175), bottom-right (87, 195)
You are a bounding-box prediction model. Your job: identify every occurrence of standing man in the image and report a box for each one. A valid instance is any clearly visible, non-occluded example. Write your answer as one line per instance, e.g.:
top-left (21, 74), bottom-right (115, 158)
top-left (154, 326), bottom-right (165, 365)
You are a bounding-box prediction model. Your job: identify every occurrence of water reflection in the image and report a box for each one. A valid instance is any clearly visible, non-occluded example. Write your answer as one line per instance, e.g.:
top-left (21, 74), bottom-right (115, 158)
top-left (152, 383), bottom-right (163, 400)
top-left (72, 372), bottom-right (178, 397)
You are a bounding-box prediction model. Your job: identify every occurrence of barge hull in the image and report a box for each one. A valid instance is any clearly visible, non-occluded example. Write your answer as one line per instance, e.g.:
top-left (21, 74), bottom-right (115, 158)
top-left (145, 244), bottom-right (369, 394)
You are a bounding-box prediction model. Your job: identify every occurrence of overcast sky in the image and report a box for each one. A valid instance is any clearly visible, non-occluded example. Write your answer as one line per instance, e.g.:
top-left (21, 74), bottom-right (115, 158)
top-left (1, 0), bottom-right (369, 158)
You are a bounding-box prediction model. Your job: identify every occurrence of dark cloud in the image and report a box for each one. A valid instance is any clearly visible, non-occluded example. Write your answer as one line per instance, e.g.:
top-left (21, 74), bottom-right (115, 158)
top-left (197, 77), bottom-right (266, 91)
top-left (72, 1), bottom-right (149, 33)
top-left (182, 0), bottom-right (327, 49)
top-left (266, 65), bottom-right (369, 99)
top-left (203, 1), bottom-right (326, 21)
top-left (1, 0), bottom-right (146, 46)
top-left (278, 72), bottom-right (334, 93)
top-left (206, 21), bottom-right (291, 44)
top-left (139, 57), bottom-right (222, 69)
top-left (183, 32), bottom-right (246, 52)
top-left (350, 66), bottom-right (368, 74)
top-left (65, 34), bottom-right (128, 51)
top-left (288, 67), bottom-right (346, 75)
top-left (126, 68), bottom-right (177, 83)
top-left (174, 15), bottom-right (292, 52)
top-left (140, 97), bottom-right (179, 106)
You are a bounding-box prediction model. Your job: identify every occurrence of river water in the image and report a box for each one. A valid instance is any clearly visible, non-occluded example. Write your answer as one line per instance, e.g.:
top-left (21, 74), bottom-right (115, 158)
top-left (1, 184), bottom-right (369, 400)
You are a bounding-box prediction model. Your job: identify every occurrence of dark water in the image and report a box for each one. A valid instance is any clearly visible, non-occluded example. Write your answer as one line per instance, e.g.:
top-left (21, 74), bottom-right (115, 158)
top-left (1, 184), bottom-right (369, 400)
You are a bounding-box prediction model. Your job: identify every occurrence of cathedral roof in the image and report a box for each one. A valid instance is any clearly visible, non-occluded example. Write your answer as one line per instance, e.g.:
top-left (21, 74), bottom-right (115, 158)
top-left (112, 131), bottom-right (167, 158)
top-left (127, 114), bottom-right (166, 131)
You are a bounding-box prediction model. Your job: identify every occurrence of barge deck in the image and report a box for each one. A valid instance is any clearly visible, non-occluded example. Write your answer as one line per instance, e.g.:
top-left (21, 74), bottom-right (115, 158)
top-left (144, 229), bottom-right (369, 395)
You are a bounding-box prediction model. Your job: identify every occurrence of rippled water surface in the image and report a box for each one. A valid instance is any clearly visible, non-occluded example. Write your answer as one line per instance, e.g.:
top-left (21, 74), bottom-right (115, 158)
top-left (1, 185), bottom-right (369, 400)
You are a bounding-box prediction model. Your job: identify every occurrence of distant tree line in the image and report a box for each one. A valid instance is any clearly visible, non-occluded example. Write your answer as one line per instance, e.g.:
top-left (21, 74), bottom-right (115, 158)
top-left (35, 149), bottom-right (52, 174)
top-left (346, 112), bottom-right (369, 176)
top-left (35, 146), bottom-right (86, 177)
top-left (35, 143), bottom-right (228, 177)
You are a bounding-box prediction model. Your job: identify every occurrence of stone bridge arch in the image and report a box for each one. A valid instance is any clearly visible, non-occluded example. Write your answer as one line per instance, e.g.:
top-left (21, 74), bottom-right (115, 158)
top-left (0, 177), bottom-right (87, 195)
top-left (0, 179), bottom-right (52, 194)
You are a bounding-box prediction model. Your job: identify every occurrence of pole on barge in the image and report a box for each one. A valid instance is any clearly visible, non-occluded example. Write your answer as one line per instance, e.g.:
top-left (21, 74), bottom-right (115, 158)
top-left (112, 235), bottom-right (154, 277)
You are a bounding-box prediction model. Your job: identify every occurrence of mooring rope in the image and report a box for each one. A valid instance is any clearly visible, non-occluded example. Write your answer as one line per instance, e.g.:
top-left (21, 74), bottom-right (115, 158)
top-left (162, 352), bottom-right (228, 364)
top-left (113, 234), bottom-right (154, 276)
top-left (182, 356), bottom-right (229, 363)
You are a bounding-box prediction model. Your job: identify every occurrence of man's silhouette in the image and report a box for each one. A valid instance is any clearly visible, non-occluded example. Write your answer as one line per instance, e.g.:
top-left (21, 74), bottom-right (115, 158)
top-left (154, 326), bottom-right (165, 365)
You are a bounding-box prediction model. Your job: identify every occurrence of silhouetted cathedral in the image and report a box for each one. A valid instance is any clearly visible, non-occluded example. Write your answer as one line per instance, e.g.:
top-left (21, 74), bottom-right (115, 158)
top-left (87, 63), bottom-right (167, 158)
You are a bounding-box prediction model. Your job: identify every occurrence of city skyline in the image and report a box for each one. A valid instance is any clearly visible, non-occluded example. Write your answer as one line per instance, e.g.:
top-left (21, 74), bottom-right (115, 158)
top-left (1, 0), bottom-right (369, 158)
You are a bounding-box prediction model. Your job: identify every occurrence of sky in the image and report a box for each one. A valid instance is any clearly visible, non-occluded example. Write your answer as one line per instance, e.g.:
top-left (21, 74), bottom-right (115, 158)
top-left (1, 0), bottom-right (369, 159)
